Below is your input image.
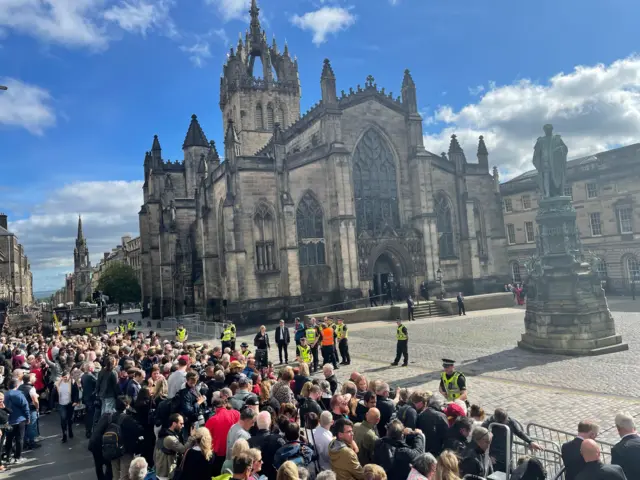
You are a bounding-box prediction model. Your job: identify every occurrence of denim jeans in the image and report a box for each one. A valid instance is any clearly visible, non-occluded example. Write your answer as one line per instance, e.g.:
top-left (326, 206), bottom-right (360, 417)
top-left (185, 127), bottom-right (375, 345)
top-left (25, 410), bottom-right (38, 446)
top-left (58, 403), bottom-right (74, 435)
top-left (5, 421), bottom-right (26, 460)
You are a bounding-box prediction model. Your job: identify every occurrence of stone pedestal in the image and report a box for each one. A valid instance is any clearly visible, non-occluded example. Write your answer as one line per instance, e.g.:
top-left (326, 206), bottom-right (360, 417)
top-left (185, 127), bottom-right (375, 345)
top-left (518, 196), bottom-right (628, 355)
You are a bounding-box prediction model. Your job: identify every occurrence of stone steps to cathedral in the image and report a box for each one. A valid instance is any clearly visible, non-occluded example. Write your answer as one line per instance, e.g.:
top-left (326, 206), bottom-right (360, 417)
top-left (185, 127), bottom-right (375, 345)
top-left (412, 301), bottom-right (451, 318)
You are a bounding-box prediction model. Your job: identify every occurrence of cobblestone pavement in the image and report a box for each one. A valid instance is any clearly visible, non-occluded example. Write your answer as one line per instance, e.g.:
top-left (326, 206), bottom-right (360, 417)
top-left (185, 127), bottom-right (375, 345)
top-left (229, 304), bottom-right (640, 444)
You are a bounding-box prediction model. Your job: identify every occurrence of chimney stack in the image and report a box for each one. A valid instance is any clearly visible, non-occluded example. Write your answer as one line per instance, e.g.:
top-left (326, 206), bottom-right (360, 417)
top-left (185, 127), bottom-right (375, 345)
top-left (0, 213), bottom-right (7, 230)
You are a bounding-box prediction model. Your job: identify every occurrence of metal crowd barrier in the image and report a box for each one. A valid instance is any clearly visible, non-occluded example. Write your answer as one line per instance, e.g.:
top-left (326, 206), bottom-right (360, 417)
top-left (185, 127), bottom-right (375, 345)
top-left (512, 439), bottom-right (565, 479)
top-left (526, 422), bottom-right (614, 464)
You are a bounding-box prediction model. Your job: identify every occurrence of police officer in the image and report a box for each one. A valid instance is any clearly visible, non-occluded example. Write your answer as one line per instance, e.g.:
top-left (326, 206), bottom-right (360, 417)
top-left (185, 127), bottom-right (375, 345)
top-left (439, 359), bottom-right (467, 402)
top-left (176, 323), bottom-right (188, 343)
top-left (119, 320), bottom-right (126, 334)
top-left (85, 327), bottom-right (92, 335)
top-left (336, 318), bottom-right (350, 365)
top-left (391, 318), bottom-right (408, 367)
top-left (296, 337), bottom-right (312, 366)
top-left (240, 342), bottom-right (252, 357)
top-left (127, 319), bottom-right (136, 338)
top-left (221, 323), bottom-right (233, 351)
top-left (305, 318), bottom-right (320, 373)
top-left (229, 321), bottom-right (237, 351)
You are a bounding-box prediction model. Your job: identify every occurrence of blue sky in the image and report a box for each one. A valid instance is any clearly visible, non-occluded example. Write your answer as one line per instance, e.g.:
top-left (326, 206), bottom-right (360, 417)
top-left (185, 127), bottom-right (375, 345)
top-left (1, 0), bottom-right (640, 292)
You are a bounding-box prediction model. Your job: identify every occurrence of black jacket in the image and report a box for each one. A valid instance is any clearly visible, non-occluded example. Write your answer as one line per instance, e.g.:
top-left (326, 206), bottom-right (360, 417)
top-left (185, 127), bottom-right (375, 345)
top-left (460, 443), bottom-right (493, 478)
top-left (576, 461), bottom-right (627, 480)
top-left (416, 407), bottom-right (448, 456)
top-left (396, 404), bottom-right (418, 429)
top-left (275, 326), bottom-right (290, 344)
top-left (373, 433), bottom-right (425, 480)
top-left (81, 372), bottom-right (98, 404)
top-left (443, 425), bottom-right (469, 456)
top-left (326, 375), bottom-right (339, 395)
top-left (89, 410), bottom-right (144, 455)
top-left (562, 437), bottom-right (585, 480)
top-left (299, 397), bottom-right (324, 428)
top-left (52, 382), bottom-right (80, 405)
top-left (176, 386), bottom-right (201, 423)
top-left (482, 415), bottom-right (532, 462)
top-left (376, 396), bottom-right (396, 438)
top-left (611, 434), bottom-right (640, 480)
top-left (249, 429), bottom-right (286, 480)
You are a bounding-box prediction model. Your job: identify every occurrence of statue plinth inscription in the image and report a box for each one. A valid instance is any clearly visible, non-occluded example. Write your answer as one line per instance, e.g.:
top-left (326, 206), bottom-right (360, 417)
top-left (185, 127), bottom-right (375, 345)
top-left (518, 125), bottom-right (628, 355)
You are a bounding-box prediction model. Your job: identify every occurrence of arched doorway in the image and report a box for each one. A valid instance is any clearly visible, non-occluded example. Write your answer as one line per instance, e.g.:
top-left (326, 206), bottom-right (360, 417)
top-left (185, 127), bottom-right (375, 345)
top-left (372, 252), bottom-right (402, 297)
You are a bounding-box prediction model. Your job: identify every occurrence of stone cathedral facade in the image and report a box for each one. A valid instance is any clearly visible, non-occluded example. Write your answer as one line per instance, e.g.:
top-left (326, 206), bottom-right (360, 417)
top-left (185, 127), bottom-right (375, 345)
top-left (138, 0), bottom-right (508, 321)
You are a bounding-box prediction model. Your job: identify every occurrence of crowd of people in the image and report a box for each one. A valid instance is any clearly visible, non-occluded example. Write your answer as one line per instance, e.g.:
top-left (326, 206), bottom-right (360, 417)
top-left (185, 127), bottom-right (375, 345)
top-left (0, 316), bottom-right (637, 480)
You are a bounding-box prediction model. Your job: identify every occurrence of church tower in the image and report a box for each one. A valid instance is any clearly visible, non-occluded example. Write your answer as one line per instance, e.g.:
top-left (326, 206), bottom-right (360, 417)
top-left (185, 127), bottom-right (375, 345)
top-left (73, 215), bottom-right (92, 305)
top-left (219, 0), bottom-right (301, 156)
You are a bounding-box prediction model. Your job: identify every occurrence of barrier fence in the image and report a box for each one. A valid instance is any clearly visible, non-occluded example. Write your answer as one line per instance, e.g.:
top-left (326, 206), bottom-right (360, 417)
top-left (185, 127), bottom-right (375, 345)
top-left (526, 422), bottom-right (614, 464)
top-left (159, 314), bottom-right (224, 340)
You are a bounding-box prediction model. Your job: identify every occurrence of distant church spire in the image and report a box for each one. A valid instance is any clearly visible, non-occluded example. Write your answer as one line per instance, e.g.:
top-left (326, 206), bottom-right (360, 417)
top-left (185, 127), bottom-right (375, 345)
top-left (250, 0), bottom-right (261, 41)
top-left (77, 215), bottom-right (84, 243)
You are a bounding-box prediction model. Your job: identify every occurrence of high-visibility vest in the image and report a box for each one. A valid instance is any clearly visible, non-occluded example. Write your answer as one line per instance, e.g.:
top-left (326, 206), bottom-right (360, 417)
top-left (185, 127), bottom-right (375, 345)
top-left (85, 327), bottom-right (92, 335)
top-left (176, 328), bottom-right (187, 342)
top-left (305, 328), bottom-right (317, 343)
top-left (336, 324), bottom-right (348, 340)
top-left (127, 322), bottom-right (135, 332)
top-left (119, 325), bottom-right (125, 333)
top-left (229, 324), bottom-right (236, 340)
top-left (396, 325), bottom-right (408, 341)
top-left (321, 327), bottom-right (334, 346)
top-left (108, 330), bottom-right (116, 336)
top-left (297, 345), bottom-right (312, 363)
top-left (441, 371), bottom-right (464, 401)
top-left (241, 348), bottom-right (252, 356)
top-left (222, 328), bottom-right (232, 342)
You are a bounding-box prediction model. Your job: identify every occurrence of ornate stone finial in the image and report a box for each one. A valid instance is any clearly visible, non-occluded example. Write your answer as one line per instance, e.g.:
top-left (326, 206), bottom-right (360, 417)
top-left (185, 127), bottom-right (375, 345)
top-left (477, 135), bottom-right (488, 156)
top-left (341, 89), bottom-right (346, 97)
top-left (357, 84), bottom-right (362, 92)
top-left (349, 87), bottom-right (354, 95)
top-left (448, 134), bottom-right (462, 154)
top-left (321, 58), bottom-right (335, 79)
top-left (492, 165), bottom-right (499, 177)
top-left (441, 152), bottom-right (448, 160)
top-left (152, 134), bottom-right (161, 152)
top-left (365, 75), bottom-right (375, 87)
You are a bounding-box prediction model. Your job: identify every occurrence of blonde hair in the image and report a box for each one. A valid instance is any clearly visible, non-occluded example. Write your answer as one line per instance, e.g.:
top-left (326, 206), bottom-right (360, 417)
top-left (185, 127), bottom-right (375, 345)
top-left (300, 381), bottom-right (314, 398)
top-left (299, 362), bottom-right (310, 377)
top-left (193, 427), bottom-right (213, 460)
top-left (276, 461), bottom-right (299, 480)
top-left (231, 438), bottom-right (250, 459)
top-left (153, 376), bottom-right (168, 399)
top-left (435, 450), bottom-right (461, 480)
top-left (363, 464), bottom-right (387, 480)
top-left (247, 448), bottom-right (262, 462)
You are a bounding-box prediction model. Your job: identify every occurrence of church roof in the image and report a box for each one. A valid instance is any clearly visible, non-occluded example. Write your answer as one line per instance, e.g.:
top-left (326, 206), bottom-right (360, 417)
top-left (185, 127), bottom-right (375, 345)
top-left (0, 225), bottom-right (12, 237)
top-left (183, 114), bottom-right (209, 148)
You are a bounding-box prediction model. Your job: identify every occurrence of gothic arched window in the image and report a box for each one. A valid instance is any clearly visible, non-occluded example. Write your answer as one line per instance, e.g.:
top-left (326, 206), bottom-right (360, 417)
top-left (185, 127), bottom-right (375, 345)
top-left (254, 203), bottom-right (276, 271)
top-left (255, 104), bottom-right (264, 130)
top-left (473, 202), bottom-right (487, 257)
top-left (511, 262), bottom-right (521, 283)
top-left (435, 193), bottom-right (455, 258)
top-left (352, 129), bottom-right (400, 235)
top-left (296, 192), bottom-right (325, 266)
top-left (266, 103), bottom-right (274, 130)
top-left (277, 107), bottom-right (286, 128)
top-left (218, 200), bottom-right (226, 275)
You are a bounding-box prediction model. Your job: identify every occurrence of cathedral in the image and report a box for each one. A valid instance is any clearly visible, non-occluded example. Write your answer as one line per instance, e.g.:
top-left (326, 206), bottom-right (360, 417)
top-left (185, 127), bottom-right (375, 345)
top-left (73, 216), bottom-right (92, 305)
top-left (138, 0), bottom-right (508, 321)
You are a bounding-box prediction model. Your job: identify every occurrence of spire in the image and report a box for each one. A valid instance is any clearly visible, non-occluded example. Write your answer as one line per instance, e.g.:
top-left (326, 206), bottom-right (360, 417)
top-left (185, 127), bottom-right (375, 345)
top-left (250, 0), bottom-right (261, 41)
top-left (183, 114), bottom-right (209, 148)
top-left (477, 135), bottom-right (488, 156)
top-left (77, 215), bottom-right (84, 241)
top-left (320, 58), bottom-right (337, 106)
top-left (225, 119), bottom-right (240, 146)
top-left (321, 58), bottom-right (335, 80)
top-left (209, 140), bottom-right (219, 159)
top-left (402, 69), bottom-right (415, 89)
top-left (448, 134), bottom-right (462, 153)
top-left (401, 69), bottom-right (417, 113)
top-left (151, 134), bottom-right (161, 152)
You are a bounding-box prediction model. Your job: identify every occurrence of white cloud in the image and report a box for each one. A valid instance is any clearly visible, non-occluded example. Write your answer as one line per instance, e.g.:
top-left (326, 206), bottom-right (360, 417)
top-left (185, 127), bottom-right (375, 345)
top-left (424, 55), bottom-right (640, 179)
top-left (207, 0), bottom-right (250, 21)
top-left (104, 0), bottom-right (176, 37)
top-left (468, 84), bottom-right (485, 96)
top-left (9, 180), bottom-right (143, 291)
top-left (0, 78), bottom-right (56, 134)
top-left (291, 6), bottom-right (356, 45)
top-left (180, 41), bottom-right (211, 67)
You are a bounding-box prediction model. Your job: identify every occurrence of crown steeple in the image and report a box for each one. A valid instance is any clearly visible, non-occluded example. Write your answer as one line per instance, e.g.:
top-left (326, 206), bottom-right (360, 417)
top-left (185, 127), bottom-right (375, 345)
top-left (250, 0), bottom-right (261, 43)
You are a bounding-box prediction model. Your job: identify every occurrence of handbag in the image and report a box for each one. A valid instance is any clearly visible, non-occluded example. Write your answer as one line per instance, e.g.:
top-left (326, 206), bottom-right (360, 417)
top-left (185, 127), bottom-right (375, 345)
top-left (171, 447), bottom-right (191, 480)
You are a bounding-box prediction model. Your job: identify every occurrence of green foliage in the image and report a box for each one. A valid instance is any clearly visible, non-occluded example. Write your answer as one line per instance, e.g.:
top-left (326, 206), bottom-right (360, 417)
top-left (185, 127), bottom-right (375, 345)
top-left (97, 263), bottom-right (141, 307)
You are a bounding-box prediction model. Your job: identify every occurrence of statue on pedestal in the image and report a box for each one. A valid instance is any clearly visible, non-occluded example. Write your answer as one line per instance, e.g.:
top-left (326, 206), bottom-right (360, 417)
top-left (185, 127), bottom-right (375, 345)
top-left (532, 124), bottom-right (568, 198)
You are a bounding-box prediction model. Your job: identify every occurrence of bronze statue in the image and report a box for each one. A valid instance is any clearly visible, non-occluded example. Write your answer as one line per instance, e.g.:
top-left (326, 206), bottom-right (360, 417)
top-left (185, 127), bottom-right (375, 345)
top-left (532, 124), bottom-right (568, 197)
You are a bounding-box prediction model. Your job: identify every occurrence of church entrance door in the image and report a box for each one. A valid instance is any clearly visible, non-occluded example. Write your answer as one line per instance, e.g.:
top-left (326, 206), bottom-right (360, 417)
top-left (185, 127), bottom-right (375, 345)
top-left (372, 253), bottom-right (401, 297)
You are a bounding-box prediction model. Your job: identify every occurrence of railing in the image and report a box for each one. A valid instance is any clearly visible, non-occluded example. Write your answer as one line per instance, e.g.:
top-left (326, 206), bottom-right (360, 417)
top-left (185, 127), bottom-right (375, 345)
top-left (161, 314), bottom-right (224, 340)
top-left (526, 422), bottom-right (614, 464)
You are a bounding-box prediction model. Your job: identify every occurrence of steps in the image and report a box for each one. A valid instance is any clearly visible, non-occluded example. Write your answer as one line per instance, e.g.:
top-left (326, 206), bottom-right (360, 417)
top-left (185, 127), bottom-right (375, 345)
top-left (412, 301), bottom-right (451, 318)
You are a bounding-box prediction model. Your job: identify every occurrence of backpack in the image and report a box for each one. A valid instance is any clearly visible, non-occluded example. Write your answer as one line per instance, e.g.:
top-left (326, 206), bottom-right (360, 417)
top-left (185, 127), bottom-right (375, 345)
top-left (102, 413), bottom-right (126, 461)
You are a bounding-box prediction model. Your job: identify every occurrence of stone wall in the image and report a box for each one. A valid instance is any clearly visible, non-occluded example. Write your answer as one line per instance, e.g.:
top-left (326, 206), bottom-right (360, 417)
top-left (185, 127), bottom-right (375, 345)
top-left (435, 292), bottom-right (514, 314)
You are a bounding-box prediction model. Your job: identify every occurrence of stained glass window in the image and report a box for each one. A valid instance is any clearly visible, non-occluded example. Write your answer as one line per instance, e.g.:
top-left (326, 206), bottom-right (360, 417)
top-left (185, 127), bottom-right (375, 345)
top-left (296, 192), bottom-right (326, 266)
top-left (352, 129), bottom-right (400, 235)
top-left (254, 203), bottom-right (276, 271)
top-left (435, 194), bottom-right (455, 258)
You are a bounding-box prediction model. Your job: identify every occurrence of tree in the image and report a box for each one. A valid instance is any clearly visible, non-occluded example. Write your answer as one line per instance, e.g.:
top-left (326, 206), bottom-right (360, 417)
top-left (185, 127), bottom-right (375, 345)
top-left (97, 263), bottom-right (141, 314)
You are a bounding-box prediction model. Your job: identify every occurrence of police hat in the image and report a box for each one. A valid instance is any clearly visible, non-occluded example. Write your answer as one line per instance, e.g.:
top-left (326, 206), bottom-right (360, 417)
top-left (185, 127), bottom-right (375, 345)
top-left (442, 358), bottom-right (456, 367)
top-left (241, 342), bottom-right (249, 348)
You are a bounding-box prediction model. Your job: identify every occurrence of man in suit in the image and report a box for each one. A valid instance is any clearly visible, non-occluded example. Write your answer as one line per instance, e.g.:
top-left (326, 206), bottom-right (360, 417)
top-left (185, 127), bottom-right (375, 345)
top-left (561, 420), bottom-right (600, 480)
top-left (275, 319), bottom-right (290, 364)
top-left (612, 412), bottom-right (640, 480)
top-left (81, 362), bottom-right (98, 438)
top-left (576, 439), bottom-right (627, 480)
top-left (456, 292), bottom-right (466, 316)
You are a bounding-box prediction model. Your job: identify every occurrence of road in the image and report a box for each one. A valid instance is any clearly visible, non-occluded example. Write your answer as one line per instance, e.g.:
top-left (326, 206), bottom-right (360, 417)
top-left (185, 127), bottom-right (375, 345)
top-left (14, 299), bottom-right (640, 478)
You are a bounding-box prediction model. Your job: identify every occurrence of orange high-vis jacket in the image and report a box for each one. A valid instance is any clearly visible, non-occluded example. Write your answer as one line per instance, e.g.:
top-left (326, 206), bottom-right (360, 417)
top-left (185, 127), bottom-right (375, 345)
top-left (321, 327), bottom-right (334, 346)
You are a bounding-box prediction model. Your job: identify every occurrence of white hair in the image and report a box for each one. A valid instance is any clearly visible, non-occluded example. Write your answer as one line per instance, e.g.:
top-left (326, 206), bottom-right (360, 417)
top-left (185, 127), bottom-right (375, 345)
top-left (128, 456), bottom-right (148, 480)
top-left (320, 410), bottom-right (333, 428)
top-left (316, 472), bottom-right (337, 480)
top-left (257, 410), bottom-right (272, 430)
top-left (615, 412), bottom-right (636, 432)
top-left (375, 382), bottom-right (390, 395)
top-left (323, 364), bottom-right (334, 375)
